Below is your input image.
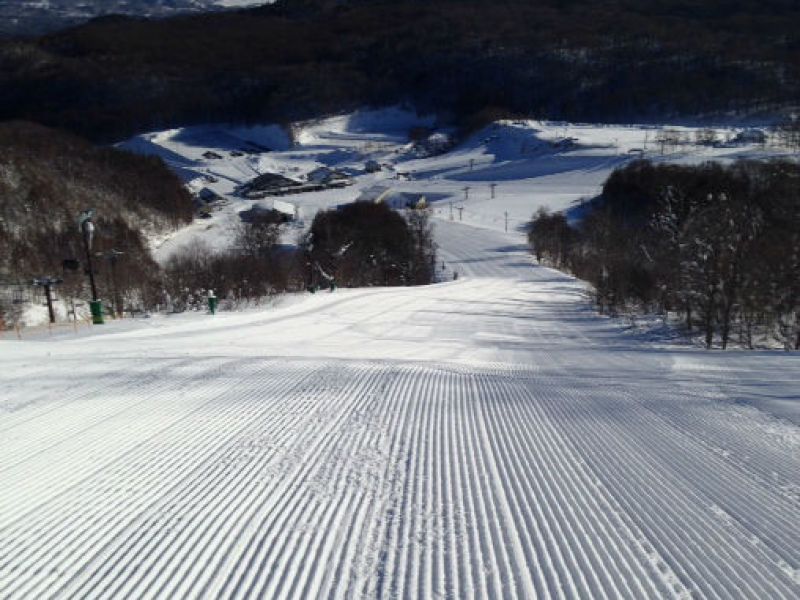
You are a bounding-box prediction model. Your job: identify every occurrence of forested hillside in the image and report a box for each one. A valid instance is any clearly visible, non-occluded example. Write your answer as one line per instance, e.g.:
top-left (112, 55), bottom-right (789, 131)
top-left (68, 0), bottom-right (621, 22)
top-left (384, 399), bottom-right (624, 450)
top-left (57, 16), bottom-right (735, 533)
top-left (0, 0), bottom-right (797, 141)
top-left (0, 121), bottom-right (193, 297)
top-left (529, 159), bottom-right (800, 349)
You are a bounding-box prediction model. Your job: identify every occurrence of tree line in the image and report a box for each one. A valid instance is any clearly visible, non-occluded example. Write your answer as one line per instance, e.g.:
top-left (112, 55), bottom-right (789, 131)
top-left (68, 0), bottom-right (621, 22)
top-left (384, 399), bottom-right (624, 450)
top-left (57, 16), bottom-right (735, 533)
top-left (154, 201), bottom-right (437, 313)
top-left (529, 159), bottom-right (800, 350)
top-left (305, 202), bottom-right (436, 289)
top-left (0, 0), bottom-right (797, 141)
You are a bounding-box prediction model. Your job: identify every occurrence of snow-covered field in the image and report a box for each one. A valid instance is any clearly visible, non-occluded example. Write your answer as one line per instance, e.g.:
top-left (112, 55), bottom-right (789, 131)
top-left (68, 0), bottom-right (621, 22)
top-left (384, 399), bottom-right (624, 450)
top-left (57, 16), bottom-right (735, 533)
top-left (2, 219), bottom-right (799, 598)
top-left (2, 110), bottom-right (799, 598)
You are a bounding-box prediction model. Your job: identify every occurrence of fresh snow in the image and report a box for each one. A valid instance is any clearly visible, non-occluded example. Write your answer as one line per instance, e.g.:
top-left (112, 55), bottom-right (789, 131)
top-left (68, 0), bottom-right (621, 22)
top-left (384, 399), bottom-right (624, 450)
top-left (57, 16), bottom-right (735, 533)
top-left (1, 110), bottom-right (799, 599)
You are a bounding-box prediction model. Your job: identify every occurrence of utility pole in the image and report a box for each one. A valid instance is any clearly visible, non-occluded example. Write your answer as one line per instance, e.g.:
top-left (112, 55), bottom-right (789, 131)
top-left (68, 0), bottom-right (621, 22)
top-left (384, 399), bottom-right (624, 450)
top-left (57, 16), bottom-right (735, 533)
top-left (449, 201), bottom-right (454, 220)
top-left (457, 206), bottom-right (464, 221)
top-left (490, 183), bottom-right (497, 199)
top-left (463, 186), bottom-right (471, 201)
top-left (98, 249), bottom-right (124, 317)
top-left (32, 277), bottom-right (63, 324)
top-left (109, 250), bottom-right (122, 317)
top-left (504, 211), bottom-right (509, 232)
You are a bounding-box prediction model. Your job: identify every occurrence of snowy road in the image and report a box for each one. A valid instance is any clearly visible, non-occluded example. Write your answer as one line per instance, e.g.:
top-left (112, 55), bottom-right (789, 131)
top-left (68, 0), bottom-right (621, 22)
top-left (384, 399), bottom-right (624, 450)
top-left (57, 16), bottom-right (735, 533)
top-left (1, 221), bottom-right (799, 599)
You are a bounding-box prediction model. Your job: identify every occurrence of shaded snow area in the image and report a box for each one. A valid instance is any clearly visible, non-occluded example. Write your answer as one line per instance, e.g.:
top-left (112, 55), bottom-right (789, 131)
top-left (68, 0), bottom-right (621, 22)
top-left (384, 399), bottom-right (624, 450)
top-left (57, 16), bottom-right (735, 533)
top-left (2, 219), bottom-right (799, 599)
top-left (118, 108), bottom-right (792, 264)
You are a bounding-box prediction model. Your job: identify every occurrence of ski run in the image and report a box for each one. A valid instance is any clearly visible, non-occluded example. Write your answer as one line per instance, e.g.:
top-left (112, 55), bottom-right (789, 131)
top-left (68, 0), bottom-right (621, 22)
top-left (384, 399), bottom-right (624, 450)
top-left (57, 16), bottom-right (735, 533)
top-left (2, 221), bottom-right (799, 599)
top-left (2, 111), bottom-right (799, 599)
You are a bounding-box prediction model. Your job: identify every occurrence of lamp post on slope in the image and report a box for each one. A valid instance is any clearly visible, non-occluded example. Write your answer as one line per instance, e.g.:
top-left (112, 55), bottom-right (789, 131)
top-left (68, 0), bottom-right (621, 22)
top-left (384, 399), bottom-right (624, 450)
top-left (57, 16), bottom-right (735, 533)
top-left (78, 209), bottom-right (104, 324)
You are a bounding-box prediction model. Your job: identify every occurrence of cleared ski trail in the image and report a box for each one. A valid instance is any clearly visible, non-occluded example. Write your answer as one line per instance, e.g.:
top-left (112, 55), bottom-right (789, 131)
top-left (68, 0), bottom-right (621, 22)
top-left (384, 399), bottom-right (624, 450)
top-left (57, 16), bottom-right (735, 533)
top-left (1, 220), bottom-right (799, 599)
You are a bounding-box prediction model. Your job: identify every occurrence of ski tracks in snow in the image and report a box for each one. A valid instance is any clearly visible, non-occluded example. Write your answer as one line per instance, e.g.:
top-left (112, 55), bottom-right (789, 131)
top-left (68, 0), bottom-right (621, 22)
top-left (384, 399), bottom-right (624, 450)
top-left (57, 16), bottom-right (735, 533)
top-left (2, 356), bottom-right (797, 599)
top-left (1, 222), bottom-right (798, 599)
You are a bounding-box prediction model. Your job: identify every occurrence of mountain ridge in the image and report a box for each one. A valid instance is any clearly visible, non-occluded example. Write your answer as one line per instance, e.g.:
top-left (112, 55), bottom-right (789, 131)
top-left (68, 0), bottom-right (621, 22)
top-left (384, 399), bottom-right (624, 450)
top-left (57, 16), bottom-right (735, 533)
top-left (0, 0), bottom-right (272, 36)
top-left (0, 0), bottom-right (797, 142)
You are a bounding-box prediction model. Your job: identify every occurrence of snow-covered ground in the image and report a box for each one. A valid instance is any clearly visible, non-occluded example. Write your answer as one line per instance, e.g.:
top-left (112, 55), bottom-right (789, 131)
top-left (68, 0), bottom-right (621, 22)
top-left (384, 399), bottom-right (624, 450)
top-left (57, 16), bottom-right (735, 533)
top-left (1, 218), bottom-right (799, 598)
top-left (2, 110), bottom-right (798, 598)
top-left (118, 109), bottom-right (792, 262)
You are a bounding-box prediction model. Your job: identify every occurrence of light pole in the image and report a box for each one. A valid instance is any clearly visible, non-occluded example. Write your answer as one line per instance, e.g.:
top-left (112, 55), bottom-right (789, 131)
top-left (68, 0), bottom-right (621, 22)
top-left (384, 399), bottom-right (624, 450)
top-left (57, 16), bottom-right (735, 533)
top-left (78, 209), bottom-right (103, 324)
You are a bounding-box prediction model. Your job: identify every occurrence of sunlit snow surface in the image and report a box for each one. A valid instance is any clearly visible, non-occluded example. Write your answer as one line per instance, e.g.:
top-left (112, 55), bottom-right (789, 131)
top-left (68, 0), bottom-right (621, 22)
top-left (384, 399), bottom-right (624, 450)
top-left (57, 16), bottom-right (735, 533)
top-left (2, 109), bottom-right (799, 599)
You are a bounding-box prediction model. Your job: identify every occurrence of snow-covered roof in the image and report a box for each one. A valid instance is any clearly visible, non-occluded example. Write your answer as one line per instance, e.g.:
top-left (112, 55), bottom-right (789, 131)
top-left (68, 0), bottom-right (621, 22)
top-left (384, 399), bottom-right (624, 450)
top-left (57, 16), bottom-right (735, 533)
top-left (355, 186), bottom-right (426, 208)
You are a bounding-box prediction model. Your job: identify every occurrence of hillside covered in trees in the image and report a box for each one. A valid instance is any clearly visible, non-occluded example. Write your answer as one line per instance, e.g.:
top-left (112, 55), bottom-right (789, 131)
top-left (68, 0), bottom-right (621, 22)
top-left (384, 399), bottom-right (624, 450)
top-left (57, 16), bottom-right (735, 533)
top-left (528, 159), bottom-right (800, 350)
top-left (0, 121), bottom-right (193, 314)
top-left (0, 0), bottom-right (798, 141)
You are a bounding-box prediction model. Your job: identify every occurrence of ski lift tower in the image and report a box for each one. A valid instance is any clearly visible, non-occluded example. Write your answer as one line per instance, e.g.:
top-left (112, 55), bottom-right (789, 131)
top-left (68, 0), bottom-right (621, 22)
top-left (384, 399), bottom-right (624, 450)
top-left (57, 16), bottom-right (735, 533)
top-left (32, 276), bottom-right (63, 324)
top-left (97, 249), bottom-right (125, 317)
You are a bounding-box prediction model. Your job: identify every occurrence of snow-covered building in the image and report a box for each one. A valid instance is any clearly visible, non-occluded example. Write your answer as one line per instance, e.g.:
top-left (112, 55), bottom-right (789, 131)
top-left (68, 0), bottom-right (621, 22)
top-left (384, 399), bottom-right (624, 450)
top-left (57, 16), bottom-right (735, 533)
top-left (239, 199), bottom-right (296, 223)
top-left (195, 187), bottom-right (223, 205)
top-left (237, 172), bottom-right (303, 198)
top-left (355, 185), bottom-right (426, 209)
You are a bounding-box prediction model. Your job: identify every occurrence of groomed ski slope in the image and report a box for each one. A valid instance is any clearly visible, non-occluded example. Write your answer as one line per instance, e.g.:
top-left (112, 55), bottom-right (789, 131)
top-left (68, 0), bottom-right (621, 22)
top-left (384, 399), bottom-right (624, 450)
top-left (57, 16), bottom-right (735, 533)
top-left (1, 220), bottom-right (799, 599)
